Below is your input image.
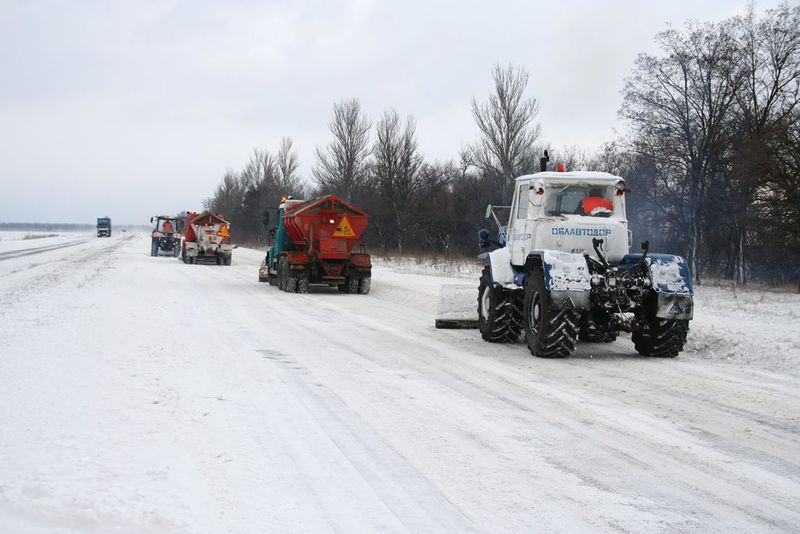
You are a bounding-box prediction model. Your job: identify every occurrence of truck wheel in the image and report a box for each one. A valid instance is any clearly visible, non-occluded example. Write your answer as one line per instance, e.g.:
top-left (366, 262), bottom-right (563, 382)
top-left (358, 276), bottom-right (371, 295)
top-left (285, 275), bottom-right (297, 293)
top-left (278, 257), bottom-right (287, 291)
top-left (346, 276), bottom-right (359, 294)
top-left (523, 268), bottom-right (579, 358)
top-left (477, 266), bottom-right (519, 343)
top-left (296, 275), bottom-right (309, 294)
top-left (632, 319), bottom-right (688, 358)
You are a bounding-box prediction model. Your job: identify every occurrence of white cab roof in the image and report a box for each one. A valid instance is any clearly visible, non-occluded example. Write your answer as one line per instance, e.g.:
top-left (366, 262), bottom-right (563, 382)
top-left (515, 171), bottom-right (624, 184)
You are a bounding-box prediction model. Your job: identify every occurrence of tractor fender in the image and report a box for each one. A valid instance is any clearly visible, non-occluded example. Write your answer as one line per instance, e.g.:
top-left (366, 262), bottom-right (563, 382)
top-left (482, 246), bottom-right (517, 288)
top-left (523, 250), bottom-right (591, 311)
top-left (620, 253), bottom-right (694, 320)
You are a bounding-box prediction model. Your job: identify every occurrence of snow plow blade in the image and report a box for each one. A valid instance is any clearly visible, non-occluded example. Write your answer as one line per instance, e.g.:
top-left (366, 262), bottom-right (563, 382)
top-left (435, 284), bottom-right (479, 329)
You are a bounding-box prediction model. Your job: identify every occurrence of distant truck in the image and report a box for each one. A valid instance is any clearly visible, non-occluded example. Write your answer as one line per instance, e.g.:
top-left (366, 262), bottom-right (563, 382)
top-left (96, 217), bottom-right (112, 237)
top-left (150, 215), bottom-right (181, 257)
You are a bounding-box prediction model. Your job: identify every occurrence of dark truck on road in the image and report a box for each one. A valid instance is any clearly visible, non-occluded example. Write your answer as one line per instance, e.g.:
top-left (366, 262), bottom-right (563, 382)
top-left (97, 217), bottom-right (112, 237)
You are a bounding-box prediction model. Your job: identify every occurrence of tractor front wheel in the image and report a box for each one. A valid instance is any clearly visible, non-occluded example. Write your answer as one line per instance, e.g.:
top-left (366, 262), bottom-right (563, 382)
top-left (477, 266), bottom-right (521, 343)
top-left (523, 268), bottom-right (579, 358)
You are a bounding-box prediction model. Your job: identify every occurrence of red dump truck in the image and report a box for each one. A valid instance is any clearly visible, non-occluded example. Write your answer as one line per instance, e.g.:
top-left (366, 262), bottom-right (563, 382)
top-left (259, 195), bottom-right (372, 294)
top-left (181, 211), bottom-right (234, 265)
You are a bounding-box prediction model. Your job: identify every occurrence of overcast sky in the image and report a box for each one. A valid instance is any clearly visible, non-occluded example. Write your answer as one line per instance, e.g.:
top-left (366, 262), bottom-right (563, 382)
top-left (0, 0), bottom-right (789, 224)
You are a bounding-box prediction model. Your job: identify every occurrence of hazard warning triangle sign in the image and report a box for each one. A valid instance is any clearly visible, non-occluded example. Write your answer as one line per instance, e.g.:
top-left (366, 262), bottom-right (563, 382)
top-left (216, 225), bottom-right (230, 238)
top-left (332, 215), bottom-right (355, 237)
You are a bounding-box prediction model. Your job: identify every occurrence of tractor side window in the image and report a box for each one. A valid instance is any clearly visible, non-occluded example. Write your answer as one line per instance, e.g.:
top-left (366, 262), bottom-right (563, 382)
top-left (516, 184), bottom-right (529, 219)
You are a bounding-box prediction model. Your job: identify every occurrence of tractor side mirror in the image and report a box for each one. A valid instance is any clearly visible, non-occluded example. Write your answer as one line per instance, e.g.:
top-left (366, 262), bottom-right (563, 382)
top-left (484, 204), bottom-right (493, 219)
top-left (478, 228), bottom-right (492, 248)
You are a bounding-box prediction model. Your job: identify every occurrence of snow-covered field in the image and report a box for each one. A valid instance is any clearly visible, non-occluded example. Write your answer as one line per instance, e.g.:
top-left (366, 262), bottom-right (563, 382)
top-left (1, 234), bottom-right (798, 533)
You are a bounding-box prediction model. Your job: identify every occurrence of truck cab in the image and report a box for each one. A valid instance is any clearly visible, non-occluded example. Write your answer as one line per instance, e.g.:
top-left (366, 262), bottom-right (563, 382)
top-left (96, 217), bottom-right (112, 237)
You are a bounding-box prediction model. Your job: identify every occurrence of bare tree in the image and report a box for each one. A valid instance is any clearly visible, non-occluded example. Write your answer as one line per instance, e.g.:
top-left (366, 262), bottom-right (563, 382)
top-left (728, 3), bottom-right (800, 283)
top-left (372, 109), bottom-right (425, 254)
top-left (275, 137), bottom-right (304, 197)
top-left (468, 63), bottom-right (541, 200)
top-left (313, 99), bottom-right (372, 202)
top-left (621, 21), bottom-right (745, 282)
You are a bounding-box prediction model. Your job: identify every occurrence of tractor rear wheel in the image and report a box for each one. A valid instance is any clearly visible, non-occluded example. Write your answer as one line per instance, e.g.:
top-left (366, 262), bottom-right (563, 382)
top-left (632, 319), bottom-right (688, 358)
top-left (477, 266), bottom-right (520, 343)
top-left (150, 240), bottom-right (158, 257)
top-left (523, 268), bottom-right (579, 358)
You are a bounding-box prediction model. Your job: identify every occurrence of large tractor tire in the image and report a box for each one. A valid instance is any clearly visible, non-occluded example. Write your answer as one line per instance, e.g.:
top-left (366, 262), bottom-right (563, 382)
top-left (477, 266), bottom-right (522, 343)
top-left (632, 319), bottom-right (688, 358)
top-left (150, 239), bottom-right (158, 257)
top-left (523, 268), bottom-right (579, 358)
top-left (173, 244), bottom-right (180, 257)
top-left (224, 255), bottom-right (232, 266)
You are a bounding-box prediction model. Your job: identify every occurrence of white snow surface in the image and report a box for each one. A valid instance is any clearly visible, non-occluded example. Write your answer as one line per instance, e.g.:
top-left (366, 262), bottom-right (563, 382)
top-left (1, 234), bottom-right (799, 533)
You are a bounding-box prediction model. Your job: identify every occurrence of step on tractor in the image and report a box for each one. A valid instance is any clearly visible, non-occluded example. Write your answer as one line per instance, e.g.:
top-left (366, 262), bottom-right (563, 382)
top-left (150, 215), bottom-right (181, 257)
top-left (475, 152), bottom-right (694, 358)
top-left (259, 195), bottom-right (372, 294)
top-left (181, 211), bottom-right (234, 265)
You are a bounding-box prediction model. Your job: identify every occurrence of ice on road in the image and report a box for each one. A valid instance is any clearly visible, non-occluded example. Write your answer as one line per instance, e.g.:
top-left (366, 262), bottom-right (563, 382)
top-left (1, 234), bottom-right (799, 533)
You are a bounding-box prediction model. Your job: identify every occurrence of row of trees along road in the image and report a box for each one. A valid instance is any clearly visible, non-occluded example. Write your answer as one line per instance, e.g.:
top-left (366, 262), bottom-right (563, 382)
top-left (206, 4), bottom-right (800, 289)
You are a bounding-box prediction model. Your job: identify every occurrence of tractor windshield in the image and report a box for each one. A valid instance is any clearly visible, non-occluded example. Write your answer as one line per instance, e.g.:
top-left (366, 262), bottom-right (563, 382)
top-left (157, 218), bottom-right (177, 233)
top-left (545, 184), bottom-right (614, 217)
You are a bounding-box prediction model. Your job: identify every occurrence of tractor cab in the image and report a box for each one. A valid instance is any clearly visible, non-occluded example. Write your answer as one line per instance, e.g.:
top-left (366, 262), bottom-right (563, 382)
top-left (150, 215), bottom-right (181, 257)
top-left (488, 171), bottom-right (631, 266)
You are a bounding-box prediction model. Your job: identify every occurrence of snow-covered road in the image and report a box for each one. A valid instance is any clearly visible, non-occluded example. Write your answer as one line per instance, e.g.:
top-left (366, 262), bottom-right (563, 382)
top-left (1, 234), bottom-right (798, 533)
